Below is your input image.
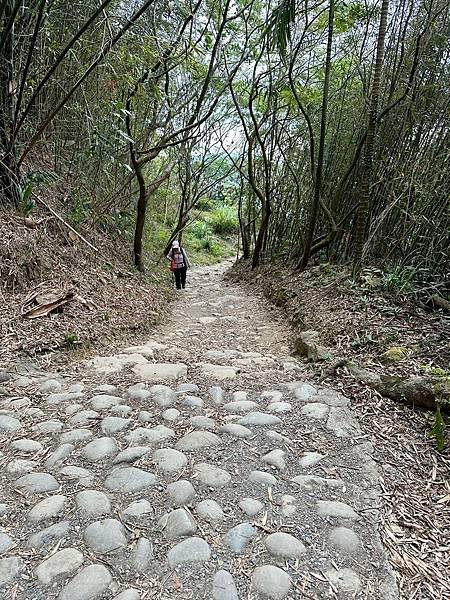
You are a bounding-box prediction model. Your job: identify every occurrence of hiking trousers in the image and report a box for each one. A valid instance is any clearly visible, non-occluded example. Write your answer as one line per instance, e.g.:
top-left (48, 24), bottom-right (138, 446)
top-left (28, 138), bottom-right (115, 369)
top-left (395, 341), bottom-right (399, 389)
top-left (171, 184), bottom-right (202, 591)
top-left (174, 267), bottom-right (187, 289)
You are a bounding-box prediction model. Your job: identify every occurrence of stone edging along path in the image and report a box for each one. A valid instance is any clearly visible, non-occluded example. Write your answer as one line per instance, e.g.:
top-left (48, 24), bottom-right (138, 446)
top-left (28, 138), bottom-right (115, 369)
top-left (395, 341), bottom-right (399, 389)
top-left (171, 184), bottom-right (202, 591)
top-left (0, 263), bottom-right (399, 599)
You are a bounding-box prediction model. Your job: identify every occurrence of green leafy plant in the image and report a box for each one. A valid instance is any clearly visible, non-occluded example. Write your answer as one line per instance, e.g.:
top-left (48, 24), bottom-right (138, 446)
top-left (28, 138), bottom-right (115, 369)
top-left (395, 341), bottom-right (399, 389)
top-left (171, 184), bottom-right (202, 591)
top-left (64, 331), bottom-right (79, 346)
top-left (429, 405), bottom-right (446, 452)
top-left (207, 206), bottom-right (239, 235)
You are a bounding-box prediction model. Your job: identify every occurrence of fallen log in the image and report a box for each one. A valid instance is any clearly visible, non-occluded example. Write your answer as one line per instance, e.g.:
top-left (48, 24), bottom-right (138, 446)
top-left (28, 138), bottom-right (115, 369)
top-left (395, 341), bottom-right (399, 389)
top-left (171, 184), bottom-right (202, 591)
top-left (347, 363), bottom-right (449, 413)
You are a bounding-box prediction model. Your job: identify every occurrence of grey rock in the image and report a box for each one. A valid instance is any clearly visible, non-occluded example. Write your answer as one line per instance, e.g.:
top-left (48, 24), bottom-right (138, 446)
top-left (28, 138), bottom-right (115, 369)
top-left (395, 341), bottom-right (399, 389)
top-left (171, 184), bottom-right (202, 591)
top-left (212, 570), bottom-right (239, 600)
top-left (223, 400), bottom-right (258, 413)
top-left (28, 495), bottom-right (66, 523)
top-left (15, 472), bottom-right (59, 494)
top-left (60, 429), bottom-right (93, 444)
top-left (167, 537), bottom-right (211, 567)
top-left (7, 458), bottom-right (36, 476)
top-left (33, 419), bottom-right (64, 433)
top-left (299, 452), bottom-right (324, 468)
top-left (95, 384), bottom-right (118, 395)
top-left (0, 505), bottom-right (8, 517)
top-left (59, 465), bottom-right (93, 487)
top-left (194, 463), bottom-right (231, 487)
top-left (262, 449), bottom-right (286, 472)
top-left (131, 537), bottom-right (153, 572)
top-left (264, 532), bottom-right (306, 559)
top-left (176, 430), bottom-right (221, 451)
top-left (110, 404), bottom-right (132, 416)
top-left (69, 410), bottom-right (99, 427)
top-left (198, 363), bottom-right (237, 379)
top-left (44, 443), bottom-right (74, 469)
top-left (209, 386), bottom-right (225, 405)
top-left (178, 383), bottom-right (199, 393)
top-left (252, 565), bottom-right (292, 599)
top-left (249, 470), bottom-right (277, 487)
top-left (281, 495), bottom-right (297, 517)
top-left (167, 480), bottom-right (196, 507)
top-left (68, 383), bottom-right (84, 393)
top-left (11, 438), bottom-right (43, 454)
top-left (0, 556), bottom-right (22, 585)
top-left (100, 416), bottom-right (132, 435)
top-left (220, 423), bottom-right (252, 438)
top-left (149, 384), bottom-right (177, 407)
top-left (301, 402), bottom-right (330, 420)
top-left (181, 395), bottom-right (204, 409)
top-left (153, 448), bottom-right (187, 473)
top-left (189, 416), bottom-right (216, 430)
top-left (105, 467), bottom-right (156, 492)
top-left (58, 564), bottom-right (112, 600)
top-left (26, 521), bottom-right (70, 549)
top-left (291, 475), bottom-right (343, 490)
top-left (83, 437), bottom-right (118, 462)
top-left (314, 391), bottom-right (349, 407)
top-left (46, 391), bottom-right (83, 405)
top-left (162, 408), bottom-right (180, 422)
top-left (126, 425), bottom-right (175, 445)
top-left (84, 518), bottom-right (127, 553)
top-left (76, 490), bottom-right (111, 518)
top-left (326, 568), bottom-right (362, 593)
top-left (36, 547), bottom-right (83, 584)
top-left (326, 407), bottom-right (359, 438)
top-left (113, 591), bottom-right (140, 600)
top-left (158, 508), bottom-right (197, 539)
top-left (113, 446), bottom-right (151, 465)
top-left (267, 401), bottom-right (292, 413)
top-left (0, 415), bottom-right (22, 431)
top-left (316, 500), bottom-right (358, 519)
top-left (0, 533), bottom-right (15, 553)
top-left (0, 371), bottom-right (11, 383)
top-left (90, 395), bottom-right (121, 411)
top-left (196, 499), bottom-right (224, 523)
top-left (128, 384), bottom-right (151, 402)
top-left (292, 383), bottom-right (318, 400)
top-left (238, 412), bottom-right (282, 426)
top-left (232, 391), bottom-right (248, 402)
top-left (122, 499), bottom-right (152, 523)
top-left (328, 526), bottom-right (361, 553)
top-left (133, 362), bottom-right (187, 382)
top-left (224, 523), bottom-right (257, 554)
top-left (239, 498), bottom-right (264, 517)
top-left (39, 379), bottom-right (62, 393)
top-left (138, 411), bottom-right (153, 423)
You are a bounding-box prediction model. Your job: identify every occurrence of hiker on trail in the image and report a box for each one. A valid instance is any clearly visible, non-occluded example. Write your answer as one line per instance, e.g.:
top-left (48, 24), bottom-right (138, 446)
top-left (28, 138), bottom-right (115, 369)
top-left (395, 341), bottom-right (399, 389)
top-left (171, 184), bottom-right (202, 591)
top-left (167, 240), bottom-right (190, 289)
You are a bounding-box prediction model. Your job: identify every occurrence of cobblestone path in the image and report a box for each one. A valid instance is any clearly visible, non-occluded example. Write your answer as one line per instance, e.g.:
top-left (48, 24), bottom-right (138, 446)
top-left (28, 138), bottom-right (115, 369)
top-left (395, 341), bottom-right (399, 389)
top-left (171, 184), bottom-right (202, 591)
top-left (0, 263), bottom-right (398, 599)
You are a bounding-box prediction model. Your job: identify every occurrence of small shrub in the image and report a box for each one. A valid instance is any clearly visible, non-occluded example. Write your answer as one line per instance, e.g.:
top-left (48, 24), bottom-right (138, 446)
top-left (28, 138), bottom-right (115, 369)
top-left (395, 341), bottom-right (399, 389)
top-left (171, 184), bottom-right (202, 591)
top-left (64, 331), bottom-right (79, 346)
top-left (208, 206), bottom-right (239, 235)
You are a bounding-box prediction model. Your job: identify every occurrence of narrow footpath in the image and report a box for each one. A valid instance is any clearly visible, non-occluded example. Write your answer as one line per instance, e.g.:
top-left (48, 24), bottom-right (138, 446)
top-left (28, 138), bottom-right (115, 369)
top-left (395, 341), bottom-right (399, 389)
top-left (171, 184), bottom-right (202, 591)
top-left (0, 263), bottom-right (399, 599)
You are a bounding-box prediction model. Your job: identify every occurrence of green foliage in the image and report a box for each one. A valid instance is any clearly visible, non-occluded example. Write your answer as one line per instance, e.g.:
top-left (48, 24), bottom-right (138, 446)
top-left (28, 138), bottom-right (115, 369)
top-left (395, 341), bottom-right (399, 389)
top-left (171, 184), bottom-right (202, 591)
top-left (207, 205), bottom-right (239, 235)
top-left (266, 0), bottom-right (296, 60)
top-left (64, 331), bottom-right (79, 346)
top-left (380, 265), bottom-right (420, 294)
top-left (429, 405), bottom-right (446, 452)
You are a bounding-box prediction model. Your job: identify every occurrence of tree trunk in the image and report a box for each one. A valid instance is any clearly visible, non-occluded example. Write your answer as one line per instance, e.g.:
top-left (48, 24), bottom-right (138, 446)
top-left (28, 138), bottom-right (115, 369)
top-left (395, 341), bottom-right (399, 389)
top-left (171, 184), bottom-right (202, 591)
top-left (133, 161), bottom-right (147, 271)
top-left (297, 0), bottom-right (335, 271)
top-left (353, 0), bottom-right (390, 276)
top-left (0, 0), bottom-right (19, 206)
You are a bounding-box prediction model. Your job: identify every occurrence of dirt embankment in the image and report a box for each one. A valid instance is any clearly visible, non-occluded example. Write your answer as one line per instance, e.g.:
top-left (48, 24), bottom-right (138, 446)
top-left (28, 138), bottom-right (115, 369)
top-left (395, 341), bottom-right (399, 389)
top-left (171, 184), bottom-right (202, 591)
top-left (1, 206), bottom-right (171, 369)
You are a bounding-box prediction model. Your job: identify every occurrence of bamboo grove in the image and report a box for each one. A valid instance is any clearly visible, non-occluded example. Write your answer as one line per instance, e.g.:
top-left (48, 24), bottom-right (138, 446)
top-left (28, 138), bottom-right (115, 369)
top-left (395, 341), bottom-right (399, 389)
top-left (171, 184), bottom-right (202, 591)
top-left (1, 0), bottom-right (449, 284)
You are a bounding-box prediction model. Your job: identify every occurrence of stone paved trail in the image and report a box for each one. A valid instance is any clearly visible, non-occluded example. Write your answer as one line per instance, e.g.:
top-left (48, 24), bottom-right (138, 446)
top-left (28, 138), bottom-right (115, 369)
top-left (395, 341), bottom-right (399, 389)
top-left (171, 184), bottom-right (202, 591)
top-left (0, 263), bottom-right (399, 599)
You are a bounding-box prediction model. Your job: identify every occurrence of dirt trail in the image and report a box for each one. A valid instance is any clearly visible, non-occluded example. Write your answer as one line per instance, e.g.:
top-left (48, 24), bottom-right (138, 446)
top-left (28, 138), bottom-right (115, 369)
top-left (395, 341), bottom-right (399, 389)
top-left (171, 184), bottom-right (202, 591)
top-left (0, 262), bottom-right (398, 599)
